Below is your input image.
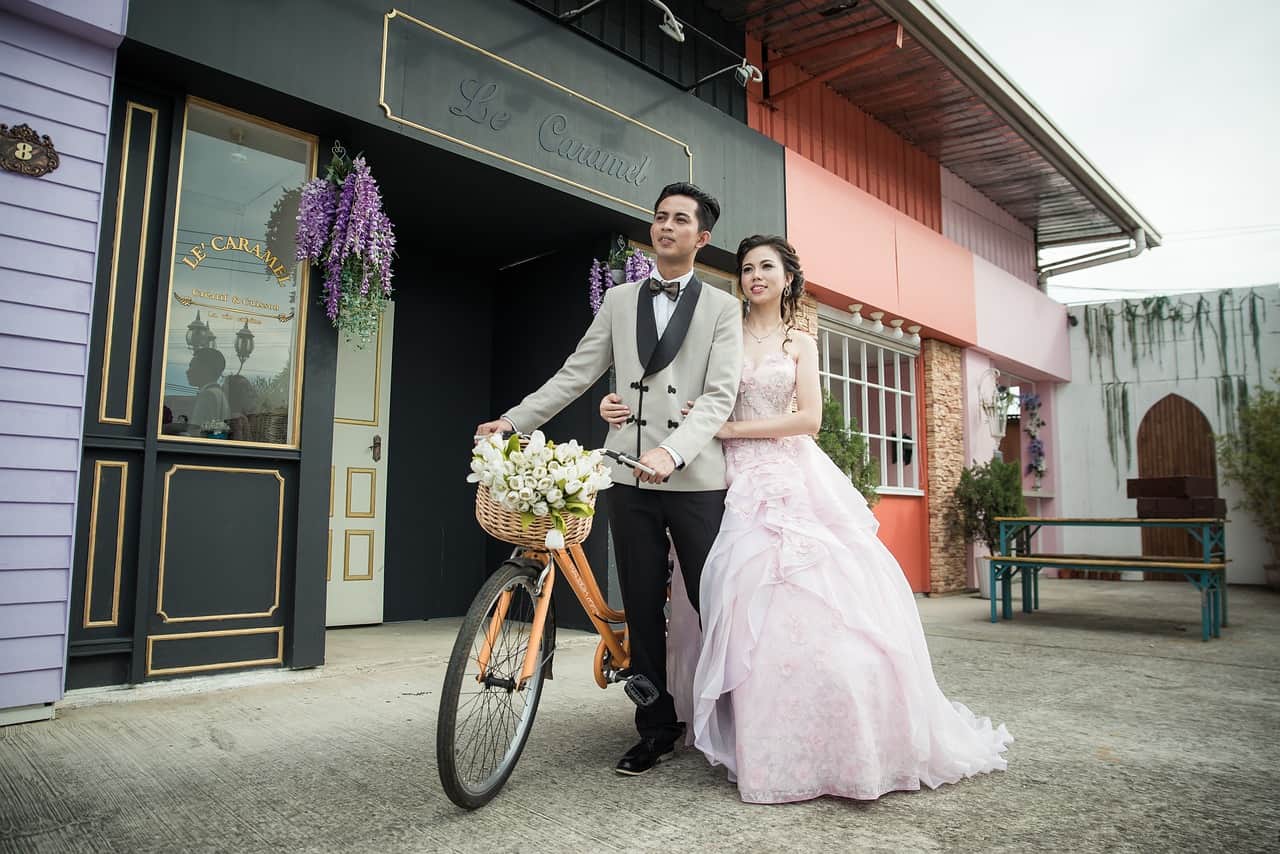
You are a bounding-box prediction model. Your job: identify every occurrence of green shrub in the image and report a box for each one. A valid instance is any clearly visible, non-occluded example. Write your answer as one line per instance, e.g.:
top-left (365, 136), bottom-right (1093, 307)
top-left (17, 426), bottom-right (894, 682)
top-left (954, 456), bottom-right (1027, 553)
top-left (815, 390), bottom-right (880, 506)
top-left (1218, 371), bottom-right (1280, 561)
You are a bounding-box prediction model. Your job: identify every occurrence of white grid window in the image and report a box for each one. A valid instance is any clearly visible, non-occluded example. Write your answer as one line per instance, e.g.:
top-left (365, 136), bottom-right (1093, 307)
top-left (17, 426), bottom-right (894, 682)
top-left (818, 322), bottom-right (920, 493)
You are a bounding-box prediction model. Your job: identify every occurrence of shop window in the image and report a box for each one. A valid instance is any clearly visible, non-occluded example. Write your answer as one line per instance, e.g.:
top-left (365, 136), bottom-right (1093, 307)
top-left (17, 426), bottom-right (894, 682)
top-left (818, 322), bottom-right (920, 493)
top-left (157, 99), bottom-right (316, 447)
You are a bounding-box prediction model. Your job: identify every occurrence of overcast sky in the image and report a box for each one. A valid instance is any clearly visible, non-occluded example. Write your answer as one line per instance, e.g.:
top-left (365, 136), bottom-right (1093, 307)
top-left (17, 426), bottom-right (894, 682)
top-left (934, 0), bottom-right (1280, 304)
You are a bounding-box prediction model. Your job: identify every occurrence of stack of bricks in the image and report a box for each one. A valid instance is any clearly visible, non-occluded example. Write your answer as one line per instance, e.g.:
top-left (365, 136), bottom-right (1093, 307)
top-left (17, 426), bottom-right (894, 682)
top-left (923, 339), bottom-right (967, 593)
top-left (1127, 477), bottom-right (1226, 518)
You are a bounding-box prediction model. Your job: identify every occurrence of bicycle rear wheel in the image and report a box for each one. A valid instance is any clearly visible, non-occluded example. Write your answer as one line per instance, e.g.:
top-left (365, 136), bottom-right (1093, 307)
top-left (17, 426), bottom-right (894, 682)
top-left (437, 558), bottom-right (554, 809)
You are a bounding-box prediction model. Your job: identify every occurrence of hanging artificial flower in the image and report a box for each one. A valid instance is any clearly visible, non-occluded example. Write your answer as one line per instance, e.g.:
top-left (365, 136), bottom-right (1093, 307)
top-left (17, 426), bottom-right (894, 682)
top-left (587, 246), bottom-right (653, 315)
top-left (295, 145), bottom-right (396, 348)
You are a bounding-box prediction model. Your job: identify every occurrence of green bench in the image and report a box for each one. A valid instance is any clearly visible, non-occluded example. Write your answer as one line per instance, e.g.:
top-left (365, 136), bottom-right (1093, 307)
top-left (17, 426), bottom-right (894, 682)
top-left (990, 517), bottom-right (1228, 642)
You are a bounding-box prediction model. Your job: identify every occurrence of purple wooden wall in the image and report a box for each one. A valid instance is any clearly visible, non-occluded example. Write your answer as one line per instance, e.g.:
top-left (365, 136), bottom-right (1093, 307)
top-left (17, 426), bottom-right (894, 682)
top-left (0, 0), bottom-right (124, 721)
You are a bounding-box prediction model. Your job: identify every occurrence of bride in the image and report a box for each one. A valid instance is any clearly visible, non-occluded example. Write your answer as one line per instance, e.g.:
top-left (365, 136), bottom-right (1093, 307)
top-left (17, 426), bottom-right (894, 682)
top-left (600, 235), bottom-right (1012, 804)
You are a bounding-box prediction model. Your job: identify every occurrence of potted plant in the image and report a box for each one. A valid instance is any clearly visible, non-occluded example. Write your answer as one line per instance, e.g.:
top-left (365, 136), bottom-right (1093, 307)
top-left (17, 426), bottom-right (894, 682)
top-left (953, 456), bottom-right (1028, 598)
top-left (815, 391), bottom-right (879, 506)
top-left (1217, 371), bottom-right (1280, 588)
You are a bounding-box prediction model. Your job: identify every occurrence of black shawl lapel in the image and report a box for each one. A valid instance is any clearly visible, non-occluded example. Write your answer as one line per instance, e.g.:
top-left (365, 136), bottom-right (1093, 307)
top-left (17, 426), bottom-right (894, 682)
top-left (636, 280), bottom-right (659, 371)
top-left (644, 274), bottom-right (702, 377)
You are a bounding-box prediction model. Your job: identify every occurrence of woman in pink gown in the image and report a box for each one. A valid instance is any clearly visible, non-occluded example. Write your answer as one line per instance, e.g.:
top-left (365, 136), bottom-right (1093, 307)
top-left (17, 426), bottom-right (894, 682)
top-left (602, 235), bottom-right (1011, 804)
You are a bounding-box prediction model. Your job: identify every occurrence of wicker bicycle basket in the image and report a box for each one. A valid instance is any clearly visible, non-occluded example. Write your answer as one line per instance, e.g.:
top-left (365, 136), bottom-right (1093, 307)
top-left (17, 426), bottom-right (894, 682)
top-left (474, 484), bottom-right (594, 549)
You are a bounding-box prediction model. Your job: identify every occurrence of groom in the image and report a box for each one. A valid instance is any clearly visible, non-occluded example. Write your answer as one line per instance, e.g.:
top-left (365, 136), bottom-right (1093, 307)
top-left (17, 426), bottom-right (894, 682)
top-left (476, 182), bottom-right (743, 776)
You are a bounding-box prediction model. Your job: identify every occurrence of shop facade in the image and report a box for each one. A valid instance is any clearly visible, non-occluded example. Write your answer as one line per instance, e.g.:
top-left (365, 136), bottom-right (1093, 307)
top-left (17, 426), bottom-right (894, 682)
top-left (2, 0), bottom-right (1163, 718)
top-left (2, 0), bottom-right (786, 709)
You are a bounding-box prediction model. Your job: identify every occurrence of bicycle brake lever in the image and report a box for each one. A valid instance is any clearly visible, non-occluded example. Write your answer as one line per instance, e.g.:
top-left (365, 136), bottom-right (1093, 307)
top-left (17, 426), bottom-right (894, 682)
top-left (603, 449), bottom-right (657, 477)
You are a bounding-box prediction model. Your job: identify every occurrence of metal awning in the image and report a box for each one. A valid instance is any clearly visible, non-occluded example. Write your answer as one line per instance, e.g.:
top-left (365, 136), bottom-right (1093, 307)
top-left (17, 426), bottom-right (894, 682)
top-left (713, 0), bottom-right (1161, 247)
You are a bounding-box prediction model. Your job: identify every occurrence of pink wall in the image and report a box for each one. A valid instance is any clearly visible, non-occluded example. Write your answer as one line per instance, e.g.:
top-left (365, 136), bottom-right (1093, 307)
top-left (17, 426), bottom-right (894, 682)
top-left (873, 495), bottom-right (930, 593)
top-left (786, 150), bottom-right (977, 346)
top-left (941, 168), bottom-right (1037, 286)
top-left (748, 37), bottom-right (943, 233)
top-left (961, 349), bottom-right (1063, 585)
top-left (973, 256), bottom-right (1072, 382)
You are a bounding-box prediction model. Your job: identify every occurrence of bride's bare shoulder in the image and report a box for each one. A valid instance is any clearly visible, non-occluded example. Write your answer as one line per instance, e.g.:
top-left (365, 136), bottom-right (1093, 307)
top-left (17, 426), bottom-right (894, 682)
top-left (786, 328), bottom-right (818, 359)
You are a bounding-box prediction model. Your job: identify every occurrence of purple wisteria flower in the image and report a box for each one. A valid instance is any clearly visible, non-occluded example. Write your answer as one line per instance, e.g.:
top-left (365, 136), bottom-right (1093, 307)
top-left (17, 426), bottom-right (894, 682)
top-left (314, 156), bottom-right (397, 320)
top-left (295, 177), bottom-right (335, 263)
top-left (589, 250), bottom-right (653, 314)
top-left (588, 259), bottom-right (608, 315)
top-left (624, 249), bottom-right (653, 283)
top-left (293, 150), bottom-right (397, 341)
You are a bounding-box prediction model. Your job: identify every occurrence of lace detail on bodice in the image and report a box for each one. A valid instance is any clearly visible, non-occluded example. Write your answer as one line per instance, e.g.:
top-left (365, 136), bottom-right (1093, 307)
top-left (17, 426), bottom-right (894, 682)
top-left (724, 351), bottom-right (803, 476)
top-left (733, 351), bottom-right (796, 421)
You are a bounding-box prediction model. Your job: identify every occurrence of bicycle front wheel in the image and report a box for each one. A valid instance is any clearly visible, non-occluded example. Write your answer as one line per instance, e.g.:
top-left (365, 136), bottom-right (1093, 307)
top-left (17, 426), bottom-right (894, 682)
top-left (437, 558), bottom-right (554, 809)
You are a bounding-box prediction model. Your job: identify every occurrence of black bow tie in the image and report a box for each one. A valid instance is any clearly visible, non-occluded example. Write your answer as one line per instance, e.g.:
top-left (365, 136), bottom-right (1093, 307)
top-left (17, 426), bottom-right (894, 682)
top-left (648, 278), bottom-right (681, 301)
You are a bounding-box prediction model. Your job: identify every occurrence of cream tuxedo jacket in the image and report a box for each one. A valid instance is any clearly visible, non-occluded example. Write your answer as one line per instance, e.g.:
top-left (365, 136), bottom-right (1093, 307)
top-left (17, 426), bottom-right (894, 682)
top-left (504, 275), bottom-right (743, 491)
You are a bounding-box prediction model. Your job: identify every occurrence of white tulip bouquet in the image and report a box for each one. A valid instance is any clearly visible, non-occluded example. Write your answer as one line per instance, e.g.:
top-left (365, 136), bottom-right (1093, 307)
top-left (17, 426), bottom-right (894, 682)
top-left (468, 431), bottom-right (612, 549)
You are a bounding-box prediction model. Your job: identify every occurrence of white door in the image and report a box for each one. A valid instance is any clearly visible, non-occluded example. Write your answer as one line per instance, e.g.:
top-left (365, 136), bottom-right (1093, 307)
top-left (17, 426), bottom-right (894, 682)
top-left (327, 302), bottom-right (394, 626)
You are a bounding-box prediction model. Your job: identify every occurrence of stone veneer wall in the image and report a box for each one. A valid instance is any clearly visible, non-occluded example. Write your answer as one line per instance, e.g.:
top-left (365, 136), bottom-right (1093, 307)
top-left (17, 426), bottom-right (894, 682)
top-left (923, 338), bottom-right (967, 593)
top-left (794, 294), bottom-right (818, 336)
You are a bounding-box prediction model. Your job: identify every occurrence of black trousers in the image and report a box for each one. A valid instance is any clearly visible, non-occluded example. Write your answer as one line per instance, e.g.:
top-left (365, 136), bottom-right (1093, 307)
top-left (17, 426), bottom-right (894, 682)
top-left (606, 483), bottom-right (726, 744)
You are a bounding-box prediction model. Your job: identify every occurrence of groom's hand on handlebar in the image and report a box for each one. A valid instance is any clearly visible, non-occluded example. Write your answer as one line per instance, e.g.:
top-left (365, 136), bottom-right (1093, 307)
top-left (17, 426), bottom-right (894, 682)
top-left (475, 417), bottom-right (514, 438)
top-left (635, 447), bottom-right (676, 483)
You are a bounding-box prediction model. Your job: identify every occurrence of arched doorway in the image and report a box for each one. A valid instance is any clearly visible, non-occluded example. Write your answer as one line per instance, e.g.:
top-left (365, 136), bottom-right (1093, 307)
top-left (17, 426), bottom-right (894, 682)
top-left (1137, 394), bottom-right (1218, 580)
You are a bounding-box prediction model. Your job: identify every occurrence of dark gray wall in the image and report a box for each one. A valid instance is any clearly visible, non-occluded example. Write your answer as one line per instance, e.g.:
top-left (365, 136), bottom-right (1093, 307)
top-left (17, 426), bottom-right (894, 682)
top-left (523, 0), bottom-right (748, 122)
top-left (124, 0), bottom-right (784, 266)
top-left (382, 253), bottom-right (493, 623)
top-left (487, 241), bottom-right (616, 631)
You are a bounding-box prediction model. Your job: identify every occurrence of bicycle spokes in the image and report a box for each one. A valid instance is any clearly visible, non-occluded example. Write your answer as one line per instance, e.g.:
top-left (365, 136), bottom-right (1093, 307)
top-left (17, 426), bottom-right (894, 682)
top-left (453, 577), bottom-right (543, 792)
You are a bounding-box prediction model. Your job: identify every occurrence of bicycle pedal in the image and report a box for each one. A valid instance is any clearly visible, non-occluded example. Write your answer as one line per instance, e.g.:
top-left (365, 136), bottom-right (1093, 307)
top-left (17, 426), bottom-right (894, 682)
top-left (624, 674), bottom-right (660, 708)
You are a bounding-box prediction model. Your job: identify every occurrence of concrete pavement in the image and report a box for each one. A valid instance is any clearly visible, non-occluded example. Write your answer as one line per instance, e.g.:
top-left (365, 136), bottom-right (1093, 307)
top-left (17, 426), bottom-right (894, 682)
top-left (2, 579), bottom-right (1279, 853)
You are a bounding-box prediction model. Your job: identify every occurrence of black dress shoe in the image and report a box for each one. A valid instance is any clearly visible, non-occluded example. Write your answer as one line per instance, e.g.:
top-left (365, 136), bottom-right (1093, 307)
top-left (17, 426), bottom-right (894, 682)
top-left (614, 738), bottom-right (675, 776)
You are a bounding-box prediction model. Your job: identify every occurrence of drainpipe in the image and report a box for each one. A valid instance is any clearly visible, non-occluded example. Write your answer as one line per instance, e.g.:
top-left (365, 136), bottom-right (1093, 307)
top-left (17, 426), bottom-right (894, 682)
top-left (1036, 228), bottom-right (1147, 288)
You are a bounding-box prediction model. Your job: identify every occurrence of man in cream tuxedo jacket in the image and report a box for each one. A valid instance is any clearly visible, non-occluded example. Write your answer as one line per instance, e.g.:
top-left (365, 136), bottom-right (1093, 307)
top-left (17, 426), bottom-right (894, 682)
top-left (477, 182), bottom-right (743, 777)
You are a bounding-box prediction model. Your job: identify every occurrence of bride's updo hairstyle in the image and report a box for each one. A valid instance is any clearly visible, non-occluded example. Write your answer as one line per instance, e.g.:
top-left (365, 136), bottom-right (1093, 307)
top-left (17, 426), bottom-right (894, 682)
top-left (735, 234), bottom-right (806, 330)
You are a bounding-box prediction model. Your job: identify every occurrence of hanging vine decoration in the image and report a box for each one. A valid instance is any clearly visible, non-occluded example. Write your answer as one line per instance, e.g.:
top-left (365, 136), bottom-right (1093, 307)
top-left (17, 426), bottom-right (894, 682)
top-left (1216, 290), bottom-right (1231, 377)
top-left (1076, 287), bottom-right (1272, 480)
top-left (1101, 381), bottom-right (1131, 487)
top-left (1245, 289), bottom-right (1267, 385)
top-left (1191, 295), bottom-right (1210, 376)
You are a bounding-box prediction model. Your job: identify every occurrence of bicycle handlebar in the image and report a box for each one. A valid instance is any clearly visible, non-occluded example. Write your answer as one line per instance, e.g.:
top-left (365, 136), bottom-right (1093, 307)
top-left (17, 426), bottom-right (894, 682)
top-left (600, 448), bottom-right (657, 477)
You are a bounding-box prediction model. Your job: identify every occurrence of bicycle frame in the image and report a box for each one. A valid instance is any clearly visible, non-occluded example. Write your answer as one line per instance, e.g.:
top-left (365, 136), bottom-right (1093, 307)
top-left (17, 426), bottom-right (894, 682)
top-left (475, 543), bottom-right (628, 690)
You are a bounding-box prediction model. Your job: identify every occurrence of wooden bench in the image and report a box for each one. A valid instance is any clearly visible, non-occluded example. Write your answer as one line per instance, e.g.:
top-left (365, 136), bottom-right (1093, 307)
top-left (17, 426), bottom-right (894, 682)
top-left (990, 517), bottom-right (1228, 642)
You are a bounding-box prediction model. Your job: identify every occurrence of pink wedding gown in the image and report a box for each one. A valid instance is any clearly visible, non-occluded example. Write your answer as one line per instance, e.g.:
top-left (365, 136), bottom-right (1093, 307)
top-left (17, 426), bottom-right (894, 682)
top-left (667, 351), bottom-right (1012, 804)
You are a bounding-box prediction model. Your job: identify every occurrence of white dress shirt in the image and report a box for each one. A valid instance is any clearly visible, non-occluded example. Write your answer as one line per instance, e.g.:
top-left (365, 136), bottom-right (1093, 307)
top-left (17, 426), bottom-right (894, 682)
top-left (650, 268), bottom-right (696, 338)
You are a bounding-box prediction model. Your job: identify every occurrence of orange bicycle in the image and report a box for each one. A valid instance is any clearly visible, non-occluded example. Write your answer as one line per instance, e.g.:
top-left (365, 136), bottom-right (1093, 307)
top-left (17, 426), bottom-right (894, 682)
top-left (436, 444), bottom-right (655, 809)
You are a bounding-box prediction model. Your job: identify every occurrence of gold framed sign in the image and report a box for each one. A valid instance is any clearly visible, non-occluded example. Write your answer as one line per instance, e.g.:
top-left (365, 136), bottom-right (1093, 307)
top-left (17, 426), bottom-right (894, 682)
top-left (378, 9), bottom-right (693, 216)
top-left (1, 123), bottom-right (59, 177)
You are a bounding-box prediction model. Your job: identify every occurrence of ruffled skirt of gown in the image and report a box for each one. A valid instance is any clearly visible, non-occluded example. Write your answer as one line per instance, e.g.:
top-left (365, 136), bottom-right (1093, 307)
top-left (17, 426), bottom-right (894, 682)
top-left (667, 434), bottom-right (1012, 804)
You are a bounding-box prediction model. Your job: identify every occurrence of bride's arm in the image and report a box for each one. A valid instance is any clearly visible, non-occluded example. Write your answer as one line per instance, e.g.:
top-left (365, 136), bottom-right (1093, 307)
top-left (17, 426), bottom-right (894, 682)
top-left (720, 333), bottom-right (822, 440)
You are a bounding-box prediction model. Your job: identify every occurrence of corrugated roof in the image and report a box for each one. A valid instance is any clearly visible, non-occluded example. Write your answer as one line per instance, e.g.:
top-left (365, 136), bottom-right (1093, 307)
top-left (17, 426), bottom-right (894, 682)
top-left (713, 0), bottom-right (1160, 247)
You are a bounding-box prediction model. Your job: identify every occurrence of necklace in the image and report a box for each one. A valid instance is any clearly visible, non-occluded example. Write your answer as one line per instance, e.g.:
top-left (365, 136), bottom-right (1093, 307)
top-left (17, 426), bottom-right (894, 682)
top-left (744, 320), bottom-right (784, 343)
